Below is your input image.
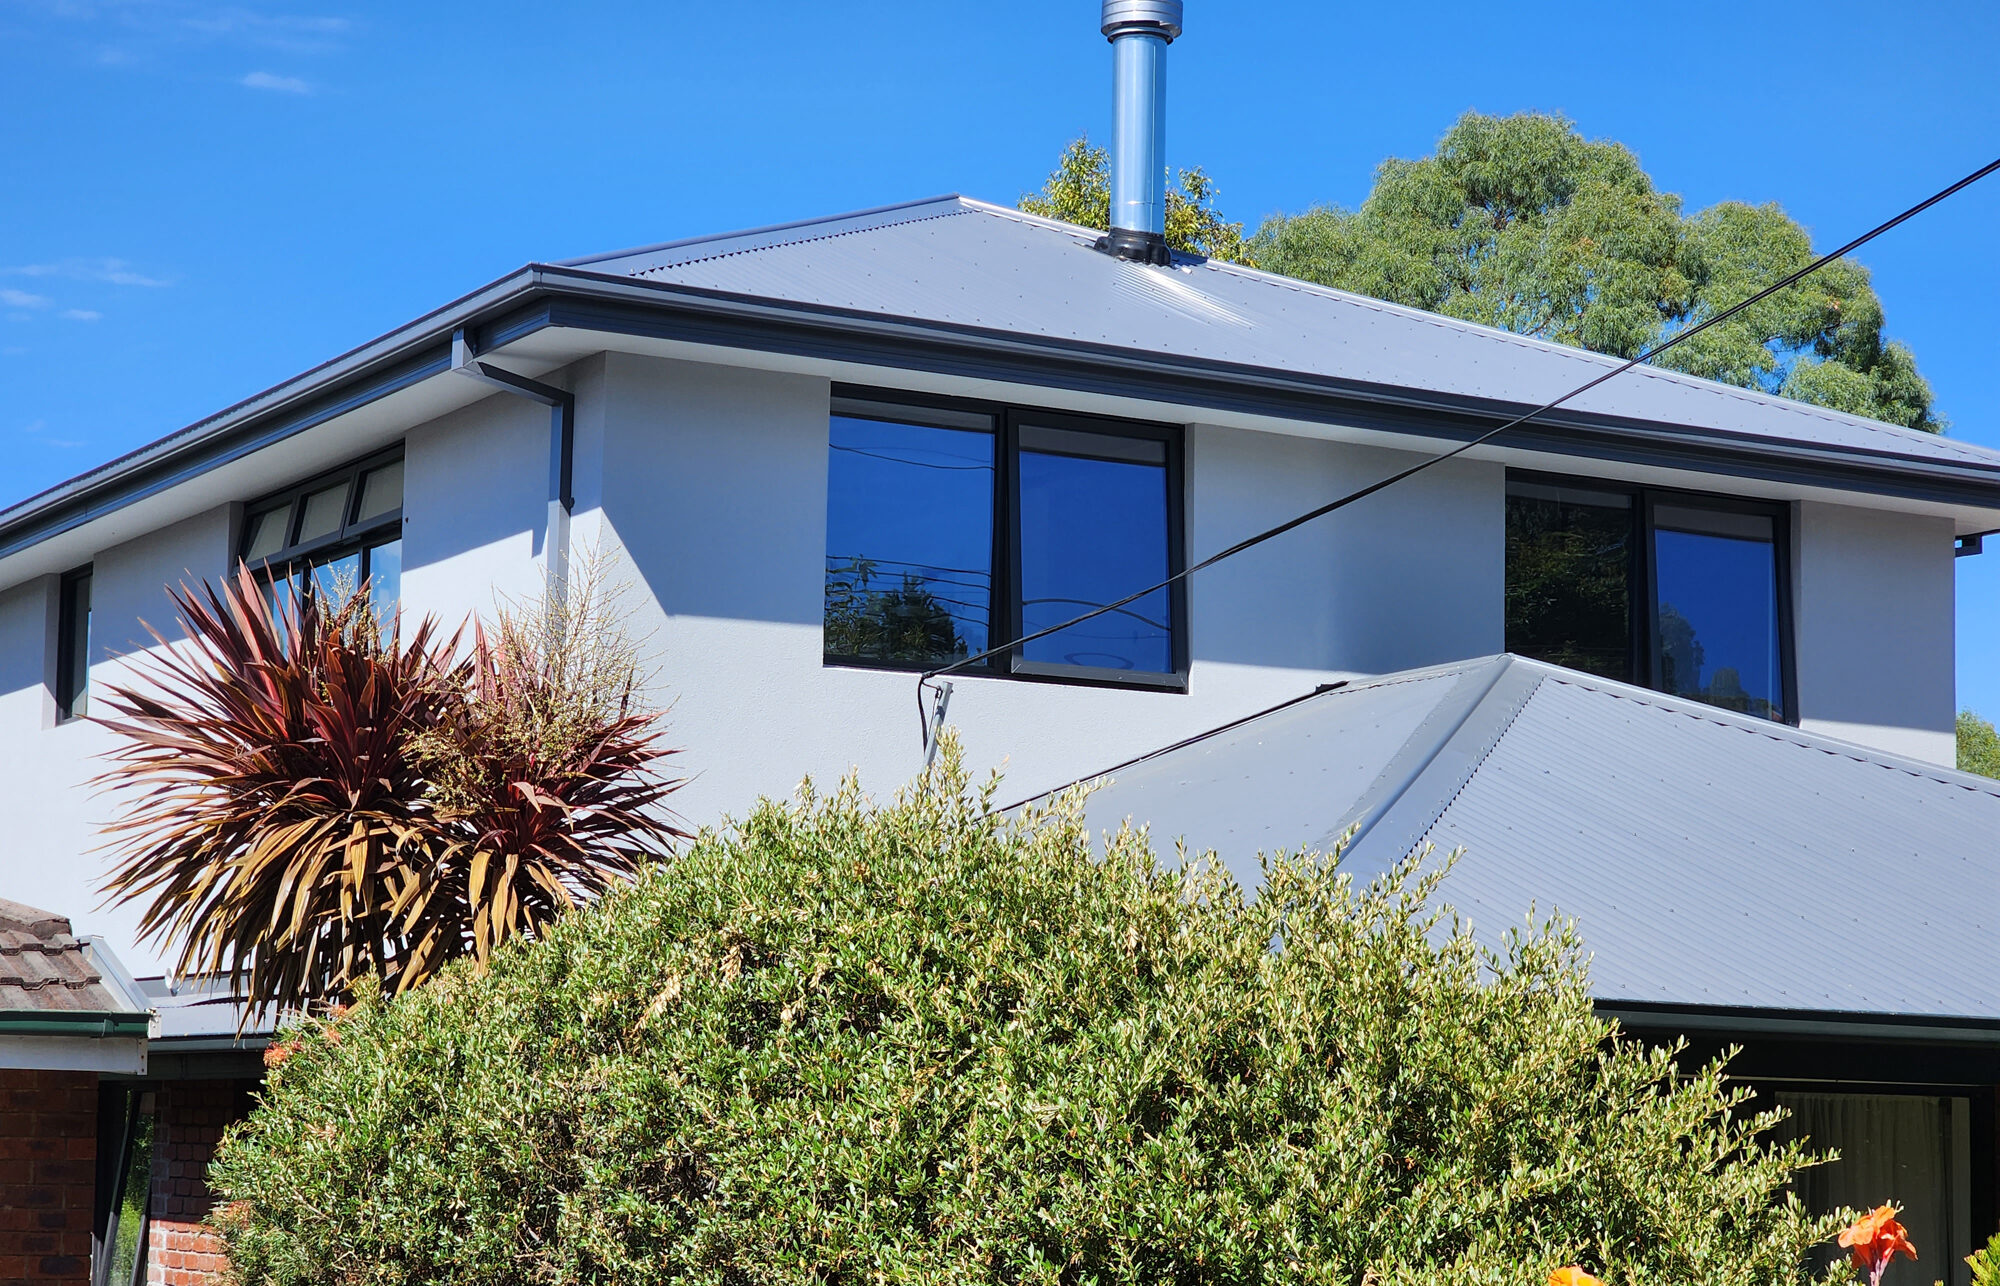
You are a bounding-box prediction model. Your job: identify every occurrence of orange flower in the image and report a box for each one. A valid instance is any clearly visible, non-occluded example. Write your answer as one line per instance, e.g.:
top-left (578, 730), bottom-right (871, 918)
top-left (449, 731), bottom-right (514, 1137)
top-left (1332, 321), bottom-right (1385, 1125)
top-left (1548, 1268), bottom-right (1604, 1286)
top-left (261, 1039), bottom-right (297, 1070)
top-left (1838, 1205), bottom-right (1916, 1282)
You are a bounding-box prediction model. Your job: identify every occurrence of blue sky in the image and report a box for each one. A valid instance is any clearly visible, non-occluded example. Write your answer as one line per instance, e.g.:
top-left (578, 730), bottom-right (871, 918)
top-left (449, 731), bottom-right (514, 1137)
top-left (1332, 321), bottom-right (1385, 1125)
top-left (4, 0), bottom-right (1998, 709)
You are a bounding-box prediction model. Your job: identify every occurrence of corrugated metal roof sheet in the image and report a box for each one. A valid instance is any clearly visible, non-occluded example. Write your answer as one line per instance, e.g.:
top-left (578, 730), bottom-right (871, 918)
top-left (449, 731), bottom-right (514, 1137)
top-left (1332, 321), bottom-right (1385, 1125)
top-left (1069, 655), bottom-right (2000, 1021)
top-left (0, 898), bottom-right (145, 1017)
top-left (573, 197), bottom-right (2000, 473)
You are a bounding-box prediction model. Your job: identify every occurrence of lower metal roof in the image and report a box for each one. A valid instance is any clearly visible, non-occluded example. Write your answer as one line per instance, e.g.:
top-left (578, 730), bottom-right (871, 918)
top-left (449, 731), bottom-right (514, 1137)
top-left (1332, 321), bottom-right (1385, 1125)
top-left (1062, 655), bottom-right (2000, 1023)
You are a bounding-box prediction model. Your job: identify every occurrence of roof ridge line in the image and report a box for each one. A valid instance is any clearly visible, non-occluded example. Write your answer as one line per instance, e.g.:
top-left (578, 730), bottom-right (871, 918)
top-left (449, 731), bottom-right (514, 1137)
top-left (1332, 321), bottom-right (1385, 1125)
top-left (1327, 656), bottom-right (1538, 861)
top-left (1529, 664), bottom-right (2000, 794)
top-left (555, 194), bottom-right (970, 269)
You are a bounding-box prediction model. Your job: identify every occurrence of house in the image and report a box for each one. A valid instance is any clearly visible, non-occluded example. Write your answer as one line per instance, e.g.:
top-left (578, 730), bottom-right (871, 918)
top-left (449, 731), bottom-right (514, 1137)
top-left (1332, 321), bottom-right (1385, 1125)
top-left (1, 2), bottom-right (1995, 1281)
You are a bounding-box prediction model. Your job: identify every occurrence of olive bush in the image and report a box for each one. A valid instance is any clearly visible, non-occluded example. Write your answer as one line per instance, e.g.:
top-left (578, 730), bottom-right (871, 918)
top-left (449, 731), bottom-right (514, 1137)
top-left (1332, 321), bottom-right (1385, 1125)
top-left (211, 743), bottom-right (1848, 1285)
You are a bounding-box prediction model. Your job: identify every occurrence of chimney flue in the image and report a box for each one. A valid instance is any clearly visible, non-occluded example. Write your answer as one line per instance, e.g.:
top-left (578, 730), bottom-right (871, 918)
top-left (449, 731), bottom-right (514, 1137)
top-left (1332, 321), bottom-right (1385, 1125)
top-left (1098, 0), bottom-right (1182, 265)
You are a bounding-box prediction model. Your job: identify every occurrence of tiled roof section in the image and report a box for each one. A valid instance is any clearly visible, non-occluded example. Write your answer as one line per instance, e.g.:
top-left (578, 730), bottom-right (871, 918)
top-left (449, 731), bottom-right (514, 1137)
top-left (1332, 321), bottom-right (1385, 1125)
top-left (0, 898), bottom-right (133, 1015)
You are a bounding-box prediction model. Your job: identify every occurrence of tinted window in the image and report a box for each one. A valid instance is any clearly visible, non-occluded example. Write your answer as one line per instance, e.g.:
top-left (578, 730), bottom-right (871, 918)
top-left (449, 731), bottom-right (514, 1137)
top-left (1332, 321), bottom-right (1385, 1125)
top-left (1505, 475), bottom-right (1790, 722)
top-left (1505, 482), bottom-right (1633, 681)
top-left (1017, 426), bottom-right (1173, 675)
top-left (824, 413), bottom-right (995, 669)
top-left (823, 398), bottom-right (1184, 687)
top-left (56, 568), bottom-right (91, 722)
top-left (1652, 505), bottom-right (1783, 720)
top-left (241, 452), bottom-right (403, 616)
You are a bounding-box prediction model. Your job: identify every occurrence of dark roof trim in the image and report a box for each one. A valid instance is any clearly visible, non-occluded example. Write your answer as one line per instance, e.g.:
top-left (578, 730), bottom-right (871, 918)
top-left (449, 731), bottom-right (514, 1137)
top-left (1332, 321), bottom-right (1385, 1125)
top-left (9, 261), bottom-right (2000, 564)
top-left (1600, 1000), bottom-right (2000, 1047)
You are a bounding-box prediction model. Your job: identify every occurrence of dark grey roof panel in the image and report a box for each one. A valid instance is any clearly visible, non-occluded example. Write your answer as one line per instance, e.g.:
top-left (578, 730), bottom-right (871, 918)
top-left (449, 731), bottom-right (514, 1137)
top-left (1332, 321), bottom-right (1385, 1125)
top-left (1068, 655), bottom-right (2000, 1022)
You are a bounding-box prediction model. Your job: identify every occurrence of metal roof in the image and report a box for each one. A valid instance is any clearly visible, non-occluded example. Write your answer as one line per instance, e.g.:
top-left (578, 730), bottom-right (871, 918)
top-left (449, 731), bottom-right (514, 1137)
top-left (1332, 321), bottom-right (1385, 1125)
top-left (1061, 655), bottom-right (2000, 1024)
top-left (573, 196), bottom-right (2000, 472)
top-left (8, 194), bottom-right (2000, 569)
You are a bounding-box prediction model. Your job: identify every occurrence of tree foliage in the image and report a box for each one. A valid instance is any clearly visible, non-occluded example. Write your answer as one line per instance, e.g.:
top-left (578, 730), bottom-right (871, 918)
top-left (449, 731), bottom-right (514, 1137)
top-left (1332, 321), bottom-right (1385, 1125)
top-left (1958, 709), bottom-right (2000, 779)
top-left (1248, 112), bottom-right (1940, 431)
top-left (212, 743), bottom-right (1852, 1286)
top-left (95, 563), bottom-right (684, 1018)
top-left (1021, 137), bottom-right (1255, 265)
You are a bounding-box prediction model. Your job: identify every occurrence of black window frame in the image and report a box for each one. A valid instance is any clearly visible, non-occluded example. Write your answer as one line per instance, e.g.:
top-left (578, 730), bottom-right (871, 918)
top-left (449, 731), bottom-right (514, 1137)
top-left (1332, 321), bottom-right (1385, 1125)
top-left (238, 447), bottom-right (404, 597)
top-left (827, 386), bottom-right (1189, 692)
top-left (55, 563), bottom-right (92, 723)
top-left (1506, 468), bottom-right (1798, 724)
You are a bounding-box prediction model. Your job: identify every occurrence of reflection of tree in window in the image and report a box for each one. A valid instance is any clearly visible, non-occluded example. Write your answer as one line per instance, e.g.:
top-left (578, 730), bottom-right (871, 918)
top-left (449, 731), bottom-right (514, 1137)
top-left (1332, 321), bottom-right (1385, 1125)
top-left (1657, 602), bottom-right (1772, 718)
top-left (823, 556), bottom-right (971, 668)
top-left (1504, 488), bottom-right (1632, 682)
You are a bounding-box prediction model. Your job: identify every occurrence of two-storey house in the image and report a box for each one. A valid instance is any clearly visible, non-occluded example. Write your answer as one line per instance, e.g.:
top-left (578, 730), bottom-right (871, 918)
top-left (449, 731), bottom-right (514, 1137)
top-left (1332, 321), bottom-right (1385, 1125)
top-left (4, 5), bottom-right (1998, 1282)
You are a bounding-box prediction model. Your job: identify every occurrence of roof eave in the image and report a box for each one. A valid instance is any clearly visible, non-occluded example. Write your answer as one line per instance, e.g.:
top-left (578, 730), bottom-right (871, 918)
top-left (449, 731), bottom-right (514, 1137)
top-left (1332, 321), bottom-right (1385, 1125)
top-left (7, 264), bottom-right (2000, 566)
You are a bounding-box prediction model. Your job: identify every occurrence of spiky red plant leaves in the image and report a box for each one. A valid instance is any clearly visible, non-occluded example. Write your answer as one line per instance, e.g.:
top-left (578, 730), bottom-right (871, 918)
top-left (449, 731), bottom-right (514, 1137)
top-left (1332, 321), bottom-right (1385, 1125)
top-left (94, 565), bottom-right (684, 1019)
top-left (94, 567), bottom-right (463, 1016)
top-left (421, 619), bottom-right (687, 969)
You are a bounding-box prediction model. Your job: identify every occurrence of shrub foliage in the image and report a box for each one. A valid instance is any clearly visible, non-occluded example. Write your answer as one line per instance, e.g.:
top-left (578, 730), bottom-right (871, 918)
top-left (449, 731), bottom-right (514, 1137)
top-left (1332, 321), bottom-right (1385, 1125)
top-left (212, 744), bottom-right (1847, 1285)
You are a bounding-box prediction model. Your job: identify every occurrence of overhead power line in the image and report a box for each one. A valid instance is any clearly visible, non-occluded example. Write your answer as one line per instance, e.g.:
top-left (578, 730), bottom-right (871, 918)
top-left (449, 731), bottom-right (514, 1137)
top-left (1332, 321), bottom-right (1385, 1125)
top-left (916, 153), bottom-right (2000, 747)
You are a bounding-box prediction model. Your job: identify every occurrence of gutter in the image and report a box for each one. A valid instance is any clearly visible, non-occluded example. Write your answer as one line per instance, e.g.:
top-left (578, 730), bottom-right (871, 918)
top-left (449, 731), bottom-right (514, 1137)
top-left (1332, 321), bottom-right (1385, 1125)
top-left (8, 264), bottom-right (2000, 566)
top-left (1600, 1001), bottom-right (2000, 1047)
top-left (0, 1011), bottom-right (152, 1039)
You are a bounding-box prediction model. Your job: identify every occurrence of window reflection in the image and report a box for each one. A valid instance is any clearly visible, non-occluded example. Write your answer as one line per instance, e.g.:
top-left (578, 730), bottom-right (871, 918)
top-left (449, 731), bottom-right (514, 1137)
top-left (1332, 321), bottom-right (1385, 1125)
top-left (1505, 477), bottom-right (1789, 722)
top-left (1504, 482), bottom-right (1633, 682)
top-left (1017, 427), bottom-right (1172, 675)
top-left (823, 413), bottom-right (995, 668)
top-left (1651, 505), bottom-right (1783, 720)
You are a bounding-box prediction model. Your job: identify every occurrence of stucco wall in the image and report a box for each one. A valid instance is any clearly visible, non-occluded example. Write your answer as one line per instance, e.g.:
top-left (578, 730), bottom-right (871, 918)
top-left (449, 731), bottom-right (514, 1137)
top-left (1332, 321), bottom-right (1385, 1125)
top-left (1794, 499), bottom-right (1957, 765)
top-left (583, 352), bottom-right (1505, 828)
top-left (0, 508), bottom-right (232, 973)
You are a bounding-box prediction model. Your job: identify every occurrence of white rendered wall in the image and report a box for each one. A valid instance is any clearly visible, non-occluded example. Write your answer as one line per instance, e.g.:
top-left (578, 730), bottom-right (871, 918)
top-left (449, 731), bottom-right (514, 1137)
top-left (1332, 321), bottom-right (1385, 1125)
top-left (400, 391), bottom-right (553, 628)
top-left (1794, 500), bottom-right (1956, 766)
top-left (582, 352), bottom-right (1505, 831)
top-left (0, 507), bottom-right (232, 973)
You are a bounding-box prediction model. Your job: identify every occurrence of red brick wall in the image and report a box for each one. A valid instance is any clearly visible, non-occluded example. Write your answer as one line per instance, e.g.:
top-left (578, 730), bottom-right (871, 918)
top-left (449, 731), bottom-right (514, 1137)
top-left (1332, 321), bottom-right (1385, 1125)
top-left (0, 1068), bottom-right (98, 1286)
top-left (144, 1079), bottom-right (252, 1286)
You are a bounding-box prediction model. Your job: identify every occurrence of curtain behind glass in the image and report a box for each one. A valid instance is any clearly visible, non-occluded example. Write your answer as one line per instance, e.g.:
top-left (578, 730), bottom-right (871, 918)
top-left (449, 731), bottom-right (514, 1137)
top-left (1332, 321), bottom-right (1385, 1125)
top-left (1773, 1092), bottom-right (1970, 1286)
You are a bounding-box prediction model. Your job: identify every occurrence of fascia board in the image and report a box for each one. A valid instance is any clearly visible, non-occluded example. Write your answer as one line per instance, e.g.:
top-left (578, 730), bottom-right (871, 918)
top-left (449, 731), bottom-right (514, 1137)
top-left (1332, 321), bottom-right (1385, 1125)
top-left (0, 1034), bottom-right (147, 1074)
top-left (1600, 1001), bottom-right (2000, 1047)
top-left (502, 271), bottom-right (2000, 510)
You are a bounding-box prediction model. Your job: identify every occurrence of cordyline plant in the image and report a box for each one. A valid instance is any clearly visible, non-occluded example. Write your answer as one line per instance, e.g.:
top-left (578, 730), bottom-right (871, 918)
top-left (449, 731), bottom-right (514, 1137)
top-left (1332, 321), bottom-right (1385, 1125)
top-left (94, 561), bottom-right (683, 1019)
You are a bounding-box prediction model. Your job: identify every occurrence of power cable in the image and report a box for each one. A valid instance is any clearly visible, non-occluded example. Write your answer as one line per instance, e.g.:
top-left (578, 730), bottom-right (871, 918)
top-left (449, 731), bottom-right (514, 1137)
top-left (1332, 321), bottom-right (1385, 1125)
top-left (916, 154), bottom-right (2000, 745)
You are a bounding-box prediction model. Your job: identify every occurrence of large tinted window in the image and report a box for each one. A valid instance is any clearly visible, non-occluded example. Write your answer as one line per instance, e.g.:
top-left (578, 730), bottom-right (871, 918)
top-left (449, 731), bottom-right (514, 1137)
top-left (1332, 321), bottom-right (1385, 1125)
top-left (823, 409), bottom-right (996, 669)
top-left (1017, 426), bottom-right (1173, 676)
top-left (1505, 475), bottom-right (1791, 722)
top-left (823, 396), bottom-right (1183, 687)
top-left (1651, 505), bottom-right (1783, 719)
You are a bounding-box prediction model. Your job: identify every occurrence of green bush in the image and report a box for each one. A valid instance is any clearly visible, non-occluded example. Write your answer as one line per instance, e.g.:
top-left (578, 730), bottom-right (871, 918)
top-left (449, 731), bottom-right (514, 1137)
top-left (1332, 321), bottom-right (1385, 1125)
top-left (211, 744), bottom-right (1847, 1285)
